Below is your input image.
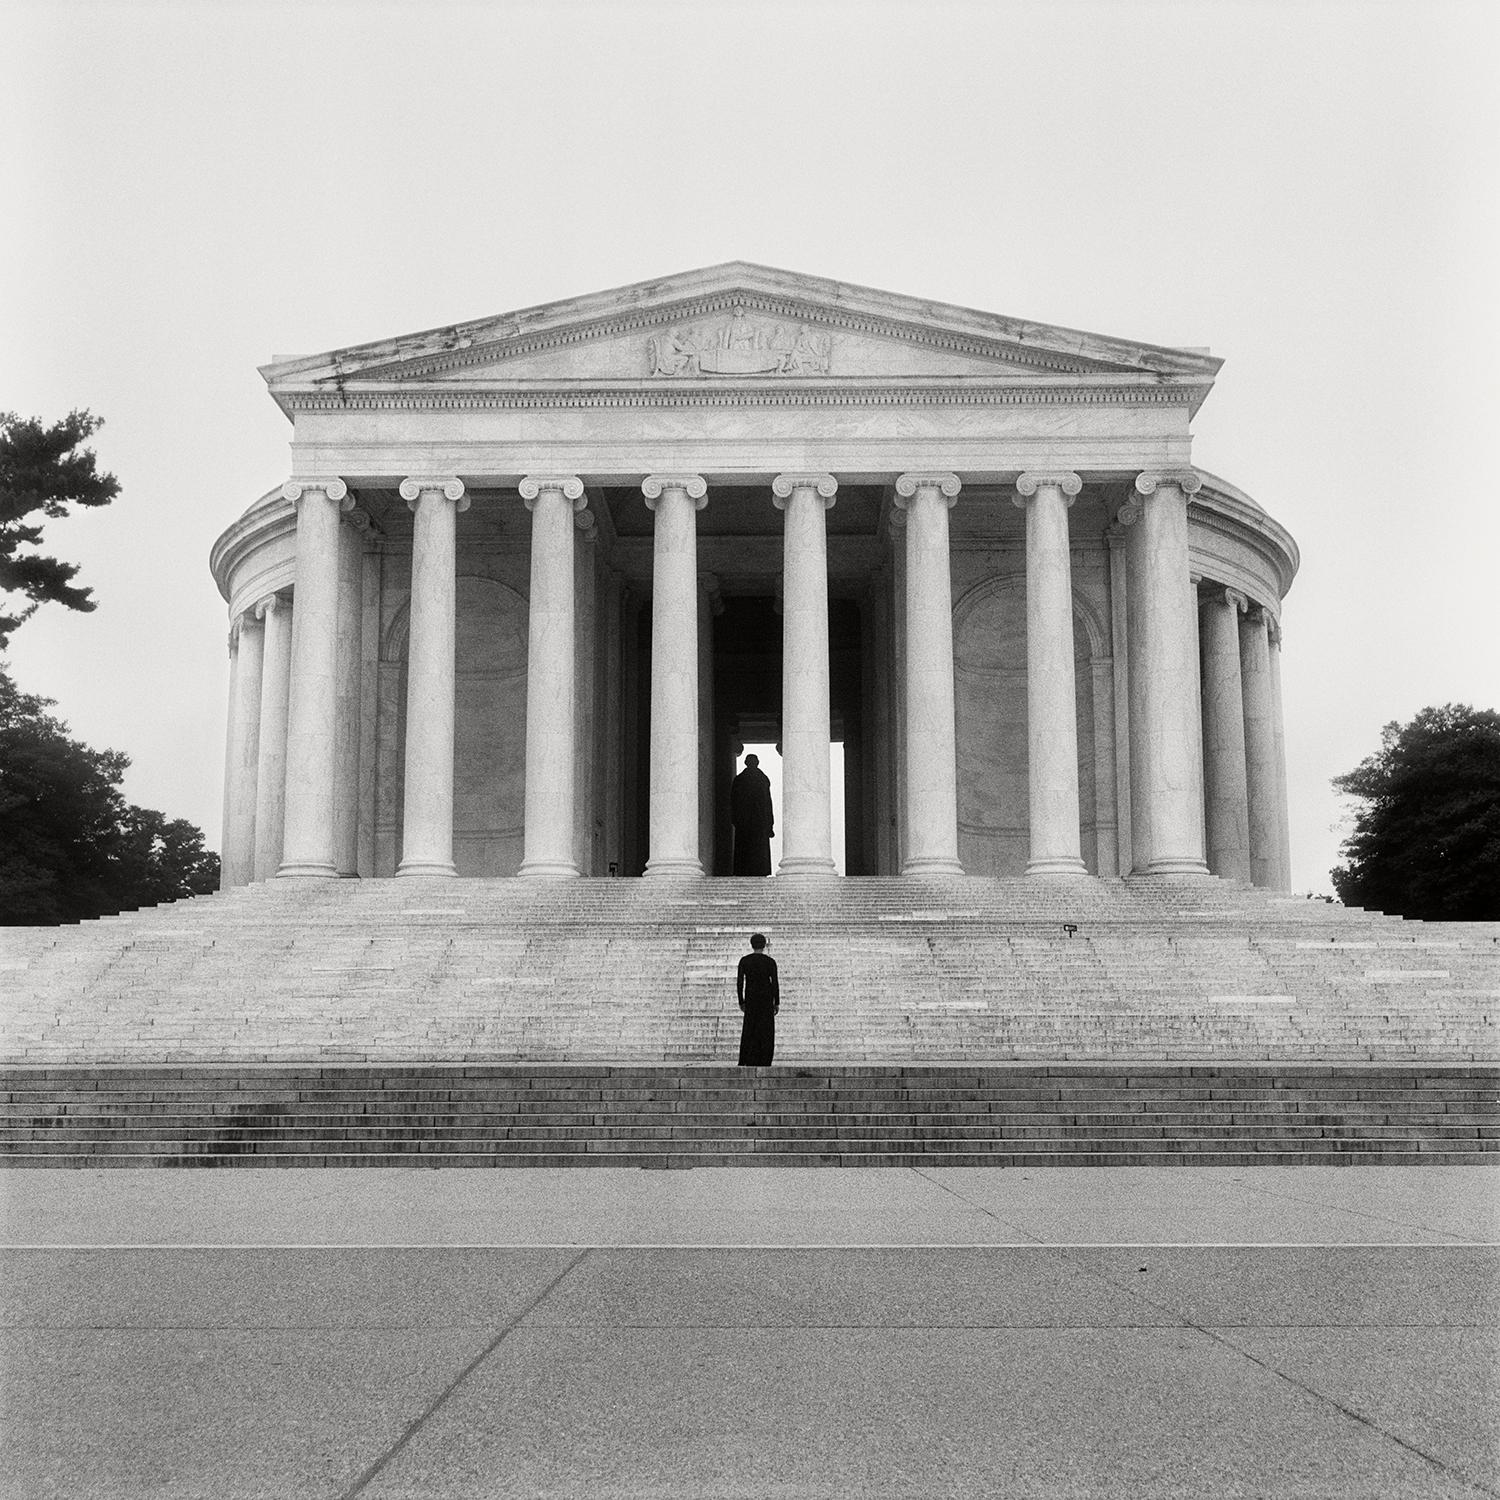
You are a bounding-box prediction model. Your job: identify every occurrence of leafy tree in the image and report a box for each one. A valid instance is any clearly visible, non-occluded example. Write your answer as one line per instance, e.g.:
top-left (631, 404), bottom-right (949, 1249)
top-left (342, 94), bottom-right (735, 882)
top-left (0, 410), bottom-right (121, 647)
top-left (0, 669), bottom-right (219, 924)
top-left (1331, 704), bottom-right (1500, 921)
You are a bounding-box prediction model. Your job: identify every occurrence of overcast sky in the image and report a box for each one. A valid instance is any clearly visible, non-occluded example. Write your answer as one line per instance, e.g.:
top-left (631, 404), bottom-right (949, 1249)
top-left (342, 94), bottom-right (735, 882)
top-left (5, 0), bottom-right (1496, 895)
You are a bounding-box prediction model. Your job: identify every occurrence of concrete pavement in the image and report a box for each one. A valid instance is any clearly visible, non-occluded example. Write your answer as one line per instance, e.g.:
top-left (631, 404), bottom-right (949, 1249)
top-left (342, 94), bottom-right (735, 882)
top-left (2, 1166), bottom-right (1497, 1498)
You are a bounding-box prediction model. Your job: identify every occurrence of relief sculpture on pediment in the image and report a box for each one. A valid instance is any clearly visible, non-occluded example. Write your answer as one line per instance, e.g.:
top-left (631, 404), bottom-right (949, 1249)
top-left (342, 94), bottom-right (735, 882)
top-left (648, 307), bottom-right (832, 377)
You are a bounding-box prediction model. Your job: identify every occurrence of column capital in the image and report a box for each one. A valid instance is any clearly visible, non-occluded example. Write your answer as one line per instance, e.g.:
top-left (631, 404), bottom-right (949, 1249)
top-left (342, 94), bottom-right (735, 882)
top-left (253, 592), bottom-right (286, 620)
top-left (282, 477), bottom-right (351, 509)
top-left (1133, 469), bottom-right (1202, 498)
top-left (1014, 471), bottom-right (1082, 505)
top-left (400, 476), bottom-right (469, 512)
top-left (894, 472), bottom-right (961, 506)
top-left (344, 505), bottom-right (377, 534)
top-left (1200, 583), bottom-right (1248, 613)
top-left (642, 473), bottom-right (707, 510)
top-left (519, 473), bottom-right (585, 507)
top-left (771, 472), bottom-right (837, 510)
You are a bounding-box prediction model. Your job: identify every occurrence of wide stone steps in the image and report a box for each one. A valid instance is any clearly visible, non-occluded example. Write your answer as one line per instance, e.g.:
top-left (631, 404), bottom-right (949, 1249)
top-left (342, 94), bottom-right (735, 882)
top-left (2, 1064), bottom-right (1494, 1168)
top-left (4, 878), bottom-right (1496, 1065)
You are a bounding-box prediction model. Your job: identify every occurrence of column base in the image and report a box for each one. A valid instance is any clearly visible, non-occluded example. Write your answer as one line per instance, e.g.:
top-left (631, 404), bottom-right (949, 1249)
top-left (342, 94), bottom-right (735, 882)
top-left (901, 856), bottom-right (966, 878)
top-left (643, 858), bottom-right (705, 878)
top-left (396, 861), bottom-right (459, 878)
top-left (776, 856), bottom-right (838, 879)
top-left (518, 860), bottom-right (582, 880)
top-left (1139, 857), bottom-right (1211, 878)
top-left (1025, 857), bottom-right (1090, 878)
top-left (275, 862), bottom-right (340, 879)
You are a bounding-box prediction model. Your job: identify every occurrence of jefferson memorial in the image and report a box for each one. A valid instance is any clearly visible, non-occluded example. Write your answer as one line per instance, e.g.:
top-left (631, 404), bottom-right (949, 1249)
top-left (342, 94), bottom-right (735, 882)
top-left (210, 264), bottom-right (1296, 890)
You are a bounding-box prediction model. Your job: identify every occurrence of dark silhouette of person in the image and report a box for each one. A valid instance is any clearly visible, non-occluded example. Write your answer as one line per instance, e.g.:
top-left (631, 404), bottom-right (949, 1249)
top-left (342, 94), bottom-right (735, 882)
top-left (736, 933), bottom-right (780, 1066)
top-left (730, 753), bottom-right (775, 875)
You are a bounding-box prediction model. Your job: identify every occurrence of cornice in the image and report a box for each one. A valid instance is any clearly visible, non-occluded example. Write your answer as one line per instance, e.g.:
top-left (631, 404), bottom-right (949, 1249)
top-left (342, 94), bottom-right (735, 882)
top-left (280, 380), bottom-right (1207, 415)
top-left (350, 292), bottom-right (1124, 383)
top-left (263, 264), bottom-right (1223, 392)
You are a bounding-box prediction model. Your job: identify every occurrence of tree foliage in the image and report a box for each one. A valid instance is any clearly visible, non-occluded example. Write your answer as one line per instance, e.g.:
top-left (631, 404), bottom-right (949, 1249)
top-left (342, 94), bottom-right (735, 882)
top-left (0, 669), bottom-right (219, 925)
top-left (0, 409), bottom-right (121, 647)
top-left (1331, 704), bottom-right (1500, 922)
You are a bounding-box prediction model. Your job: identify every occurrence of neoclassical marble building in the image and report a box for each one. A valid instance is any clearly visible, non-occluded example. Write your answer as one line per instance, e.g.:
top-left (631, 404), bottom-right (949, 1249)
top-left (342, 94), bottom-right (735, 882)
top-left (211, 264), bottom-right (1295, 887)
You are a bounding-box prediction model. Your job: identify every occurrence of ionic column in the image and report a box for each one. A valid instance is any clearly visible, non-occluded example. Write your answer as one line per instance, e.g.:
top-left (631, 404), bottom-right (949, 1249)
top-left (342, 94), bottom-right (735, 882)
top-left (278, 478), bottom-right (350, 877)
top-left (222, 611), bottom-right (264, 888)
top-left (1014, 471), bottom-right (1087, 877)
top-left (697, 572), bottom-right (722, 872)
top-left (773, 472), bottom-right (839, 878)
top-left (519, 474), bottom-right (585, 879)
top-left (1123, 471), bottom-right (1208, 876)
top-left (1269, 618), bottom-right (1293, 890)
top-left (642, 474), bottom-right (707, 877)
top-left (1240, 603), bottom-right (1281, 889)
top-left (1199, 585), bottom-right (1252, 882)
top-left (894, 472), bottom-right (964, 877)
top-left (332, 514), bottom-right (365, 877)
top-left (397, 477), bottom-right (468, 878)
top-left (252, 593), bottom-right (293, 882)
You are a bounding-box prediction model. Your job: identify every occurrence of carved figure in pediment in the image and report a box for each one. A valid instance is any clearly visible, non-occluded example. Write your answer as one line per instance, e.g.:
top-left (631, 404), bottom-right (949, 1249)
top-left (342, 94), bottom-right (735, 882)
top-left (780, 325), bottom-right (831, 375)
top-left (722, 308), bottom-right (761, 352)
top-left (648, 328), bottom-right (701, 376)
top-left (648, 311), bottom-right (831, 377)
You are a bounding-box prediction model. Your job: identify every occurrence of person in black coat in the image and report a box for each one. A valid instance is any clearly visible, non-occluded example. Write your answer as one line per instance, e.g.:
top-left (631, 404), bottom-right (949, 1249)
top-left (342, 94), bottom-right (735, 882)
top-left (736, 933), bottom-right (780, 1066)
top-left (730, 754), bottom-right (775, 875)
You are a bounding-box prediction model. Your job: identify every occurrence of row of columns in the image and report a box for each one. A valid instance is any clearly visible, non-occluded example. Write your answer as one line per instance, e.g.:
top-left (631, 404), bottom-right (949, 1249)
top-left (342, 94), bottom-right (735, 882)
top-left (1200, 587), bottom-right (1293, 887)
top-left (223, 465), bottom-right (1286, 886)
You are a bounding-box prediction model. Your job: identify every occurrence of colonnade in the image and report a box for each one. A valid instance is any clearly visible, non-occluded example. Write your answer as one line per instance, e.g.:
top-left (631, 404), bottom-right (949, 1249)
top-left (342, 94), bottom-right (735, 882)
top-left (219, 467), bottom-right (1290, 887)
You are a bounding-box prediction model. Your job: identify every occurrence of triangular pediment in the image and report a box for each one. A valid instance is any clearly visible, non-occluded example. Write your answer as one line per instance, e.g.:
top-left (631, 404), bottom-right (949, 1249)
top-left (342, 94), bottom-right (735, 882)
top-left (262, 262), bottom-right (1221, 406)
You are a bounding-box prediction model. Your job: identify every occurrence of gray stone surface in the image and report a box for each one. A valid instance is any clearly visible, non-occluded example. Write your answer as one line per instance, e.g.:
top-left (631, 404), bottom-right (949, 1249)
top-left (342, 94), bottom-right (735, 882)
top-left (517, 1246), bottom-right (1185, 1329)
top-left (6, 1165), bottom-right (1496, 1248)
top-left (361, 1325), bottom-right (1487, 1499)
top-left (0, 1326), bottom-right (486, 1500)
top-left (2, 1166), bottom-right (1496, 1498)
top-left (1063, 1245), bottom-right (1500, 1327)
top-left (0, 1246), bottom-right (576, 1329)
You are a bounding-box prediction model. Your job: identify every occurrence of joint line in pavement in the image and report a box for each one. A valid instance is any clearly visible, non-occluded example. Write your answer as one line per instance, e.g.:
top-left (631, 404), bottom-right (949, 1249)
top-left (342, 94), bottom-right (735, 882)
top-left (337, 1247), bottom-right (592, 1500)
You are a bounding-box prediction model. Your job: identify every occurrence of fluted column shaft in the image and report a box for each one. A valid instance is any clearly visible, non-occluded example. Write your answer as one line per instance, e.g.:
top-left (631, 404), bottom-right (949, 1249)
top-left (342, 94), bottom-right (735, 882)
top-left (397, 477), bottom-right (468, 878)
top-left (1240, 605), bottom-right (1281, 889)
top-left (519, 474), bottom-right (585, 878)
top-left (1126, 471), bottom-right (1208, 876)
top-left (697, 572), bottom-right (720, 872)
top-left (279, 479), bottom-right (349, 876)
top-left (333, 516), bottom-right (363, 877)
top-left (774, 472), bottom-right (839, 878)
top-left (252, 593), bottom-right (293, 882)
top-left (222, 612), bottom-right (264, 888)
top-left (895, 472), bottom-right (964, 877)
top-left (1269, 622), bottom-right (1292, 890)
top-left (1015, 472), bottom-right (1086, 877)
top-left (1199, 586), bottom-right (1252, 882)
top-left (642, 474), bottom-right (707, 877)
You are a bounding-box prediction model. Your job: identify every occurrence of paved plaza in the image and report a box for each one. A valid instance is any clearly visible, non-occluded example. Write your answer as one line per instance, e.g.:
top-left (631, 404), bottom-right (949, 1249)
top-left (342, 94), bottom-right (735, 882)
top-left (1, 1165), bottom-right (1496, 1498)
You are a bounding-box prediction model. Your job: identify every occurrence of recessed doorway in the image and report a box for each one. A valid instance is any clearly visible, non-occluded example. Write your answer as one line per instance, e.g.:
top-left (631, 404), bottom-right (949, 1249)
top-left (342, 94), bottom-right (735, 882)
top-left (735, 742), bottom-right (847, 875)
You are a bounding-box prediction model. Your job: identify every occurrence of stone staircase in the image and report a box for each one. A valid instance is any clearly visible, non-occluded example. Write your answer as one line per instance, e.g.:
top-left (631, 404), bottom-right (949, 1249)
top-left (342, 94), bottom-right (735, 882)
top-left (2, 876), bottom-right (1496, 1066)
top-left (2, 1063), bottom-right (1494, 1168)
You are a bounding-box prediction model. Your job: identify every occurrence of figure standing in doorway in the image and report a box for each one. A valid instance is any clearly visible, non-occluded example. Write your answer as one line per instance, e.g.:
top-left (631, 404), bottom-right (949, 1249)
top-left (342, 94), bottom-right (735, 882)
top-left (730, 753), bottom-right (775, 875)
top-left (736, 933), bottom-right (780, 1066)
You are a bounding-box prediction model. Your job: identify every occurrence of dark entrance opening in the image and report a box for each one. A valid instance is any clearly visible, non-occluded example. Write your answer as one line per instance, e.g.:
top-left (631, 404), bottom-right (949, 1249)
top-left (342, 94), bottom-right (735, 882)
top-left (711, 595), bottom-right (866, 875)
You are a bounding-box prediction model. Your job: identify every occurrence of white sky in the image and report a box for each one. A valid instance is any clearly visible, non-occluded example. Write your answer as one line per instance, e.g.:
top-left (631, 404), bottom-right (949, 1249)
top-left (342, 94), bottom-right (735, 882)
top-left (4, 0), bottom-right (1496, 895)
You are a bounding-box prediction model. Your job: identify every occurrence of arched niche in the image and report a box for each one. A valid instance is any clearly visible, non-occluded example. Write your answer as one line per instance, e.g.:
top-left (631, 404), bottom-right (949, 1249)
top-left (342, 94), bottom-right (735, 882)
top-left (952, 575), bottom-right (1106, 876)
top-left (383, 575), bottom-right (530, 876)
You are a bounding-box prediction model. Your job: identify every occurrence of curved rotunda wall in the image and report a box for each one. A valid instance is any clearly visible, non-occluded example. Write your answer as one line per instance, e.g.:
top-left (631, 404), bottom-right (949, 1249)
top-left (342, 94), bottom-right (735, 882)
top-left (212, 474), bottom-right (1296, 885)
